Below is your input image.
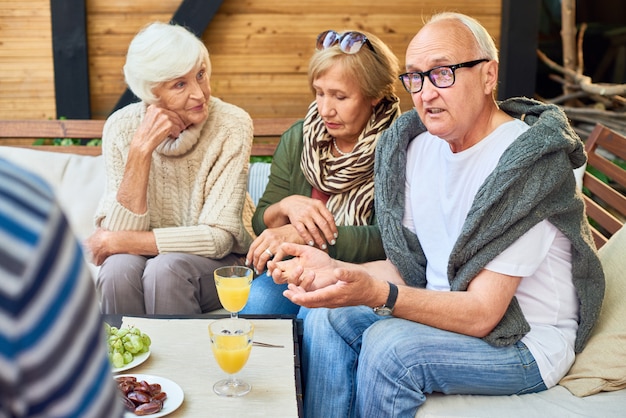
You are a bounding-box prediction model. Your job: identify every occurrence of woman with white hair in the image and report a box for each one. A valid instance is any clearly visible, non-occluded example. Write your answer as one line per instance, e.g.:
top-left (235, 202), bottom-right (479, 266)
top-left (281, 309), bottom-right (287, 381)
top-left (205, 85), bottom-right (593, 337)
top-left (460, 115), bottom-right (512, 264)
top-left (86, 22), bottom-right (254, 315)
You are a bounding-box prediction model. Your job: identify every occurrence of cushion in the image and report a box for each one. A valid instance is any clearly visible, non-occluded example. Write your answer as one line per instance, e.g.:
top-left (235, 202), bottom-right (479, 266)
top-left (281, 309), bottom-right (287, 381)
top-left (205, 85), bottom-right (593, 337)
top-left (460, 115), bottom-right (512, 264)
top-left (559, 225), bottom-right (626, 396)
top-left (0, 147), bottom-right (105, 281)
top-left (0, 147), bottom-right (105, 241)
top-left (416, 384), bottom-right (626, 417)
top-left (247, 162), bottom-right (271, 206)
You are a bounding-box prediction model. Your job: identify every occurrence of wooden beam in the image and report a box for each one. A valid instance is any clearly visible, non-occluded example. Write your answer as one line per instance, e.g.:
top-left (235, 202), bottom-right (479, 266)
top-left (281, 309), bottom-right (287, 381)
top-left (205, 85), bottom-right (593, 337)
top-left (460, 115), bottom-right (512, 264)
top-left (111, 0), bottom-right (225, 114)
top-left (50, 0), bottom-right (91, 119)
top-left (498, 0), bottom-right (541, 100)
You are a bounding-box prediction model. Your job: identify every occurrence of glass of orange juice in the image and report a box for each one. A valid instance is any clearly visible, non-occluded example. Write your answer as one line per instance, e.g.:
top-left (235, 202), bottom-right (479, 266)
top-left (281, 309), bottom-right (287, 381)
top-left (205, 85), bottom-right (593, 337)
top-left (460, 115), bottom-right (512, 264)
top-left (209, 318), bottom-right (254, 397)
top-left (214, 266), bottom-right (253, 318)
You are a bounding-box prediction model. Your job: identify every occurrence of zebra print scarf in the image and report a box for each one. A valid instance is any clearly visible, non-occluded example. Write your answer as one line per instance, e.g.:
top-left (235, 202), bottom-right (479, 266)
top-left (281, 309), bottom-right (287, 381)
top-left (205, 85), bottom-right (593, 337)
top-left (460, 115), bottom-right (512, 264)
top-left (300, 95), bottom-right (400, 226)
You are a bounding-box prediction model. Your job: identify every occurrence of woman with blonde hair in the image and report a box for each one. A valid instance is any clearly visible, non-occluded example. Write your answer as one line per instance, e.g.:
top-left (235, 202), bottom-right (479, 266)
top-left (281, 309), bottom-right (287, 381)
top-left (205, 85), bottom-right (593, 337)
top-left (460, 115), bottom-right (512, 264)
top-left (242, 29), bottom-right (401, 315)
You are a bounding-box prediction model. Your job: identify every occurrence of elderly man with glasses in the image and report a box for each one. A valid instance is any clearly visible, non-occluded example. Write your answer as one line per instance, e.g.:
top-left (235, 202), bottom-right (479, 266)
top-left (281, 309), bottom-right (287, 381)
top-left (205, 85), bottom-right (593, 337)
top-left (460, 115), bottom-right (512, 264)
top-left (267, 12), bottom-right (604, 418)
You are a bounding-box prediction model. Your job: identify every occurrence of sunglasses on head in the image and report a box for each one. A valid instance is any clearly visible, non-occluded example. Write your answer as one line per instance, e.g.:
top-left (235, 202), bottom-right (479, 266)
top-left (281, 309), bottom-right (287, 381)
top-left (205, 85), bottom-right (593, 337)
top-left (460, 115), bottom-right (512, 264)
top-left (316, 30), bottom-right (376, 55)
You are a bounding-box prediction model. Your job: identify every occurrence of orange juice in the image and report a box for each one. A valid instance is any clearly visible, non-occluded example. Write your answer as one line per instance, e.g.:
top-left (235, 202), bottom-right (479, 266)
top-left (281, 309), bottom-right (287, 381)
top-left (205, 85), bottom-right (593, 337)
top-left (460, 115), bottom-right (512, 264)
top-left (211, 334), bottom-right (252, 374)
top-left (209, 318), bottom-right (254, 397)
top-left (215, 275), bottom-right (252, 313)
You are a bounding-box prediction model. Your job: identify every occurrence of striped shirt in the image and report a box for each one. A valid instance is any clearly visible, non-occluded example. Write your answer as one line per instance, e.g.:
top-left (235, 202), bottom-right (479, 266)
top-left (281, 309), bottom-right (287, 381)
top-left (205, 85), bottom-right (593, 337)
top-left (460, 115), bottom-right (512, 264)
top-left (0, 157), bottom-right (123, 418)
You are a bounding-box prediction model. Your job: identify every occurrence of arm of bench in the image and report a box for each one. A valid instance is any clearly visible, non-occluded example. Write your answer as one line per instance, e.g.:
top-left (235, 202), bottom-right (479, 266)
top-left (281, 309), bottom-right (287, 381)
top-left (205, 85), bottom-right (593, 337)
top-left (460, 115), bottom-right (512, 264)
top-left (582, 123), bottom-right (626, 248)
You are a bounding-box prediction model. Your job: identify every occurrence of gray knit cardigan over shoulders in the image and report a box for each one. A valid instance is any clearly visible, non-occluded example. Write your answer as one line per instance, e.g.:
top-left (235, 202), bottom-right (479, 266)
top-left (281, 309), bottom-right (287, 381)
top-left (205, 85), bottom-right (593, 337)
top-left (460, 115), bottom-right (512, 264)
top-left (374, 96), bottom-right (604, 352)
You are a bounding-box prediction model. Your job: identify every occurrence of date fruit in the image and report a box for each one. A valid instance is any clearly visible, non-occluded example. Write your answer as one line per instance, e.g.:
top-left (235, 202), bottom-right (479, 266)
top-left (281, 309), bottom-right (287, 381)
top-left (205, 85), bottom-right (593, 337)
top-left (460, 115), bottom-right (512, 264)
top-left (115, 376), bottom-right (167, 416)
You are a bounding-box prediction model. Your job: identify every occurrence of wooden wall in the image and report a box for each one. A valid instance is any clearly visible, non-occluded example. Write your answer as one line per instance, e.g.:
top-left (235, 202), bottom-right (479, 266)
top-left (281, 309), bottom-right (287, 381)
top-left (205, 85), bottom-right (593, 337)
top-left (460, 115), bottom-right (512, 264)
top-left (0, 1), bottom-right (55, 120)
top-left (0, 0), bottom-right (502, 121)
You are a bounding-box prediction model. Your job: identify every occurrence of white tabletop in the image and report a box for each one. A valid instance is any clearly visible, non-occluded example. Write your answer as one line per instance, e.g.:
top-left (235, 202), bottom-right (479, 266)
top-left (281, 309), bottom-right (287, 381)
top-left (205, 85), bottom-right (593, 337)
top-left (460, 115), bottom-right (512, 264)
top-left (118, 316), bottom-right (301, 417)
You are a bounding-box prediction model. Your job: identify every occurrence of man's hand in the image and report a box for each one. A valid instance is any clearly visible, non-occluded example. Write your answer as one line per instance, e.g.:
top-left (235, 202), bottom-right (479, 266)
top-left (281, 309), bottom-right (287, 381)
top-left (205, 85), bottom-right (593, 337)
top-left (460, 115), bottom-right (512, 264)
top-left (268, 243), bottom-right (339, 289)
top-left (282, 267), bottom-right (385, 309)
top-left (267, 242), bottom-right (383, 309)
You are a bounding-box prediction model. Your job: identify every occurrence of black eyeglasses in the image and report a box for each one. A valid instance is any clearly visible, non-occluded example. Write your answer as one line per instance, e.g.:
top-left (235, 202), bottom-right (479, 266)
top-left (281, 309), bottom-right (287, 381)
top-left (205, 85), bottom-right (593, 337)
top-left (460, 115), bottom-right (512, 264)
top-left (398, 59), bottom-right (489, 94)
top-left (316, 30), bottom-right (376, 55)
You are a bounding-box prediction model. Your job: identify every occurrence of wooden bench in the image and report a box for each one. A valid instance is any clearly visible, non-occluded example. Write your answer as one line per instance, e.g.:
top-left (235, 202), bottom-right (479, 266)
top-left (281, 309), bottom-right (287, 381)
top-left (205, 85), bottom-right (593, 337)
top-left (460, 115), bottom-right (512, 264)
top-left (0, 118), bottom-right (298, 157)
top-left (582, 123), bottom-right (626, 248)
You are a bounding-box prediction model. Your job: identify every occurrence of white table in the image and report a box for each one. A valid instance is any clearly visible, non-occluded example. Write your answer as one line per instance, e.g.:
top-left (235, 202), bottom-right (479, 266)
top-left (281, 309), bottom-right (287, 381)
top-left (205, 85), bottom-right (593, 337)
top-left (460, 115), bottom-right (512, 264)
top-left (116, 316), bottom-right (302, 417)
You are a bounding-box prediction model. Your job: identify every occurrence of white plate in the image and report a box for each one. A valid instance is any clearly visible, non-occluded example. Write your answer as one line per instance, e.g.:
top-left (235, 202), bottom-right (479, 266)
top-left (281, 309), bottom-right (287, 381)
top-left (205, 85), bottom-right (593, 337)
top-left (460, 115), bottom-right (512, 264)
top-left (116, 374), bottom-right (184, 418)
top-left (112, 350), bottom-right (151, 373)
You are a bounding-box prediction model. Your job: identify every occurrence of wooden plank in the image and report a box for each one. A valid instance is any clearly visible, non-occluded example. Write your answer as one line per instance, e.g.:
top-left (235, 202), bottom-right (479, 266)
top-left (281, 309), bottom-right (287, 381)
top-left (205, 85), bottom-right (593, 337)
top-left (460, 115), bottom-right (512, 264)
top-left (583, 174), bottom-right (626, 221)
top-left (211, 55), bottom-right (310, 74)
top-left (0, 22), bottom-right (51, 34)
top-left (581, 124), bottom-right (626, 247)
top-left (0, 118), bottom-right (297, 140)
top-left (588, 224), bottom-right (608, 249)
top-left (0, 111), bottom-right (56, 120)
top-left (0, 117), bottom-right (299, 156)
top-left (0, 120), bottom-right (104, 139)
top-left (253, 118), bottom-right (298, 136)
top-left (4, 145), bottom-right (103, 156)
top-left (0, 90), bottom-right (55, 100)
top-left (211, 75), bottom-right (310, 95)
top-left (86, 0), bottom-right (497, 15)
top-left (595, 128), bottom-right (626, 161)
top-left (583, 194), bottom-right (624, 235)
top-left (0, 66), bottom-right (54, 78)
top-left (87, 0), bottom-right (181, 14)
top-left (0, 2), bottom-right (51, 17)
top-left (217, 0), bottom-right (497, 15)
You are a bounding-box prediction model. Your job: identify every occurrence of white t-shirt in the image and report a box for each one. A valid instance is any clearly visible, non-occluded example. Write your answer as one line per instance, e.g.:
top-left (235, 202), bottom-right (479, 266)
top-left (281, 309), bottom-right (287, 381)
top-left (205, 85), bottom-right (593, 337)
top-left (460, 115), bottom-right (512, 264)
top-left (402, 120), bottom-right (579, 387)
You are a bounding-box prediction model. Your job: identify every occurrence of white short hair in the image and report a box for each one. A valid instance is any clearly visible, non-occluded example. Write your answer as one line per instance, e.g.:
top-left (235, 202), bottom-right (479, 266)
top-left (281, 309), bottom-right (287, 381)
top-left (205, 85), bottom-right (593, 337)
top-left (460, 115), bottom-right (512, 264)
top-left (123, 22), bottom-right (211, 104)
top-left (428, 12), bottom-right (499, 63)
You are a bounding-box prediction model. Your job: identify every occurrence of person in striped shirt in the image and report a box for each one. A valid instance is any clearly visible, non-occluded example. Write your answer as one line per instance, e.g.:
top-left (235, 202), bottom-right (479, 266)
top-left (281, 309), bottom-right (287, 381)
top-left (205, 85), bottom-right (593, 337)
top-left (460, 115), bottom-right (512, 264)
top-left (0, 157), bottom-right (123, 417)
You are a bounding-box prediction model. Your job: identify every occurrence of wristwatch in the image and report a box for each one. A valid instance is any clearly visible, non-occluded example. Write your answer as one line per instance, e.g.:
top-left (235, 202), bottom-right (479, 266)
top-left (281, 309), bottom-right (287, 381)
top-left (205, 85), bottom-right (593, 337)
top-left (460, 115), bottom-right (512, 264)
top-left (373, 282), bottom-right (398, 316)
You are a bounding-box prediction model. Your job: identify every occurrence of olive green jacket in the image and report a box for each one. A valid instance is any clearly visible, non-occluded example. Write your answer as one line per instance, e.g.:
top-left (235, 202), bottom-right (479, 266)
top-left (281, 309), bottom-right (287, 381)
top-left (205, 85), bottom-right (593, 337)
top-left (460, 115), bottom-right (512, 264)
top-left (252, 120), bottom-right (386, 263)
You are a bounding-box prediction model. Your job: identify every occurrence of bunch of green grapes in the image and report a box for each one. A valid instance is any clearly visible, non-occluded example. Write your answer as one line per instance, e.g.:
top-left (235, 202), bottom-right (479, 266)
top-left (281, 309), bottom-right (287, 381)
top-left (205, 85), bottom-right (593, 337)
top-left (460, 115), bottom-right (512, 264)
top-left (104, 323), bottom-right (152, 369)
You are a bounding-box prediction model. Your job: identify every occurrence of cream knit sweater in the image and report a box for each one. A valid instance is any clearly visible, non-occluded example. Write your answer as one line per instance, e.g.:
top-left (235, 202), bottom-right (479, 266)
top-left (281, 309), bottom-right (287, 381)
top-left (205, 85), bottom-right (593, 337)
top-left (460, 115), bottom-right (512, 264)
top-left (95, 97), bottom-right (254, 257)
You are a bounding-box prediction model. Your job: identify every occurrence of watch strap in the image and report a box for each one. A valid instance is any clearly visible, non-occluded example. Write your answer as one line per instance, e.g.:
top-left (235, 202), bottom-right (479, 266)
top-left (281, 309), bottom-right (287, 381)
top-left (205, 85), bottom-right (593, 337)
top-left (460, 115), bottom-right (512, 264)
top-left (385, 282), bottom-right (398, 311)
top-left (374, 282), bottom-right (398, 315)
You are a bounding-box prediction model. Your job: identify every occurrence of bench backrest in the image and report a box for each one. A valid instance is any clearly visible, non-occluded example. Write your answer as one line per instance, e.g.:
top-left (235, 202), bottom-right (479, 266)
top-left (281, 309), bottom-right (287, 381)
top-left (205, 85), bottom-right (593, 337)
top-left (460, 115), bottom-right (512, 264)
top-left (0, 118), bottom-right (298, 157)
top-left (582, 124), bottom-right (626, 249)
top-left (3, 119), bottom-right (623, 249)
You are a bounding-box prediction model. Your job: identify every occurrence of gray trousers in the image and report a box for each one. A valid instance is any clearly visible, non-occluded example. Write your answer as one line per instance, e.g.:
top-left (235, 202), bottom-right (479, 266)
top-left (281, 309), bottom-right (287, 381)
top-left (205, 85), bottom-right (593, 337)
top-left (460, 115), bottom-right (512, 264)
top-left (97, 252), bottom-right (242, 315)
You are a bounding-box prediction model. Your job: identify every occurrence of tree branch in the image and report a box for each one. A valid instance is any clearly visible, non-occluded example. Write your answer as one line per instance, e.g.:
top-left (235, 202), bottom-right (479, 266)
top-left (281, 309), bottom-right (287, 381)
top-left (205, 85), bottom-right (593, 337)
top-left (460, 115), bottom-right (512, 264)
top-left (537, 49), bottom-right (626, 95)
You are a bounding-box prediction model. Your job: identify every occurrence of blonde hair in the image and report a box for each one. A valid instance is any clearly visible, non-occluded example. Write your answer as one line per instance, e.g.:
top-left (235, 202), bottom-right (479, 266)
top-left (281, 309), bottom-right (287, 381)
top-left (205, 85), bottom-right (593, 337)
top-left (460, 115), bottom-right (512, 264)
top-left (123, 22), bottom-right (211, 104)
top-left (308, 30), bottom-right (399, 100)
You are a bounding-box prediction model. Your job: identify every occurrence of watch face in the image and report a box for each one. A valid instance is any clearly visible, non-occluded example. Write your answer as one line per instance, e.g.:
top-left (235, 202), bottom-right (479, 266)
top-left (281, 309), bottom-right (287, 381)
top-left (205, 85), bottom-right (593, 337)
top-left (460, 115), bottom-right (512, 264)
top-left (374, 306), bottom-right (393, 316)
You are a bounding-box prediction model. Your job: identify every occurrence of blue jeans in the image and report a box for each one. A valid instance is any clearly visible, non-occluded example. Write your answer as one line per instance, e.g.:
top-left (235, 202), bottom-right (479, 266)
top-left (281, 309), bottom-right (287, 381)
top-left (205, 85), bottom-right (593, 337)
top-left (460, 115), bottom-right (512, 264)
top-left (303, 306), bottom-right (547, 418)
top-left (240, 272), bottom-right (301, 315)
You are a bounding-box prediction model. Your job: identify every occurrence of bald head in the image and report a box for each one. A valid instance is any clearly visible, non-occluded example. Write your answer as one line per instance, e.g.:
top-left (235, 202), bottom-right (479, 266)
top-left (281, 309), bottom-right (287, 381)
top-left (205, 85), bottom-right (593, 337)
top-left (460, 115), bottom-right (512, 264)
top-left (400, 12), bottom-right (505, 151)
top-left (407, 13), bottom-right (498, 69)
